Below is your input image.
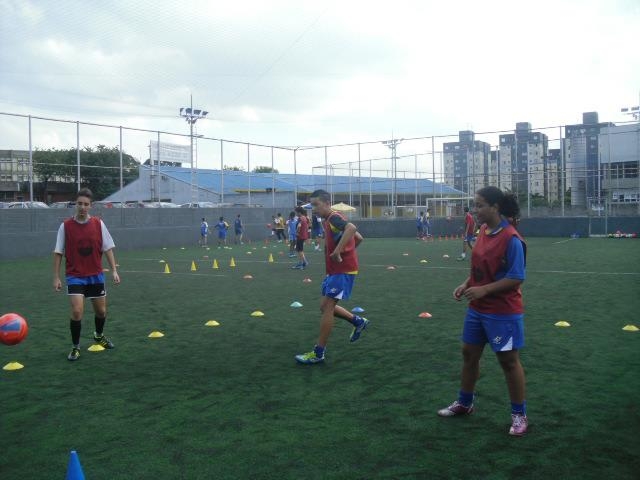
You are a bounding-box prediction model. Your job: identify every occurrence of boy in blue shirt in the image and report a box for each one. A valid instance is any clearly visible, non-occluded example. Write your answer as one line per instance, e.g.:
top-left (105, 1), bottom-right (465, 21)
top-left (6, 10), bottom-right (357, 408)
top-left (286, 211), bottom-right (298, 257)
top-left (234, 214), bottom-right (244, 244)
top-left (214, 216), bottom-right (228, 247)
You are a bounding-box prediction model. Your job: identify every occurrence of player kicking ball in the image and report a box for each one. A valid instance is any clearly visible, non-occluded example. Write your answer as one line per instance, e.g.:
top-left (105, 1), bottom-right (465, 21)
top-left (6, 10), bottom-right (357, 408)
top-left (295, 189), bottom-right (369, 364)
top-left (53, 188), bottom-right (120, 361)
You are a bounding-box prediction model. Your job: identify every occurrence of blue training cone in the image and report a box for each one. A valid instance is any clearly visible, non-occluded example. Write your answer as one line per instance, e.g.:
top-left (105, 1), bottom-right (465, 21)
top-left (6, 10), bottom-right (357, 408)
top-left (66, 450), bottom-right (86, 480)
top-left (352, 306), bottom-right (365, 314)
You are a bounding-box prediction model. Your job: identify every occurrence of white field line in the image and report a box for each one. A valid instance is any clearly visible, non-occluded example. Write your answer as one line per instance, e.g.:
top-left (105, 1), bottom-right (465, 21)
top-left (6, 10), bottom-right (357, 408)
top-left (119, 269), bottom-right (227, 277)
top-left (551, 238), bottom-right (577, 245)
top-left (121, 261), bottom-right (640, 277)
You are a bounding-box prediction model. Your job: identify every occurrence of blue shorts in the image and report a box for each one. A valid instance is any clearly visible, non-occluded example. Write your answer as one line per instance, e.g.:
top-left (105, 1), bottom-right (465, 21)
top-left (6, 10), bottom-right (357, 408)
top-left (462, 308), bottom-right (524, 352)
top-left (465, 234), bottom-right (475, 243)
top-left (66, 273), bottom-right (105, 285)
top-left (218, 233), bottom-right (226, 239)
top-left (289, 233), bottom-right (296, 242)
top-left (66, 274), bottom-right (106, 298)
top-left (321, 274), bottom-right (355, 301)
top-left (235, 229), bottom-right (242, 235)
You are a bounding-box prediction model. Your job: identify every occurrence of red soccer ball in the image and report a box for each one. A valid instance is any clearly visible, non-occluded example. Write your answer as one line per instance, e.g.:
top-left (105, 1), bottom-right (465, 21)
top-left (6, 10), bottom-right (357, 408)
top-left (0, 313), bottom-right (29, 346)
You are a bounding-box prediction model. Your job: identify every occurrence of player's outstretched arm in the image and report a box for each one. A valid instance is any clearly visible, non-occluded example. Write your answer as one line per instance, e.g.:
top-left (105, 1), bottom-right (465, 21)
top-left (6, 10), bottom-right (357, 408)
top-left (330, 222), bottom-right (357, 262)
top-left (53, 252), bottom-right (63, 291)
top-left (104, 249), bottom-right (121, 284)
top-left (354, 231), bottom-right (363, 248)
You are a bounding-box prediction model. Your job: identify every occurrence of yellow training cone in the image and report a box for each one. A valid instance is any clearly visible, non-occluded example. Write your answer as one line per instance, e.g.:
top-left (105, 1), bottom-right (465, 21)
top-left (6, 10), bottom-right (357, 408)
top-left (88, 344), bottom-right (105, 352)
top-left (555, 321), bottom-right (571, 327)
top-left (164, 264), bottom-right (171, 274)
top-left (420, 259), bottom-right (428, 263)
top-left (213, 259), bottom-right (219, 269)
top-left (622, 325), bottom-right (639, 332)
top-left (191, 261), bottom-right (197, 271)
top-left (205, 320), bottom-right (220, 327)
top-left (230, 257), bottom-right (236, 267)
top-left (251, 311), bottom-right (265, 317)
top-left (3, 361), bottom-right (24, 371)
top-left (159, 260), bottom-right (166, 263)
top-left (148, 331), bottom-right (165, 338)
top-left (268, 253), bottom-right (274, 263)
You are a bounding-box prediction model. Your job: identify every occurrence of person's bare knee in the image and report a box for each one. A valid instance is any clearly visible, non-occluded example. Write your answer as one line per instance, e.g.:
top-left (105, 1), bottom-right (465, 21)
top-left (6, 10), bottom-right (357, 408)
top-left (462, 344), bottom-right (483, 366)
top-left (497, 351), bottom-right (520, 372)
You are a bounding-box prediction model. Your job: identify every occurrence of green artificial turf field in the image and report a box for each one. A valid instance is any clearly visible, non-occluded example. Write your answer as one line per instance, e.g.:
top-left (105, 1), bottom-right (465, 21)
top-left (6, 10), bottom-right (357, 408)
top-left (1, 237), bottom-right (639, 479)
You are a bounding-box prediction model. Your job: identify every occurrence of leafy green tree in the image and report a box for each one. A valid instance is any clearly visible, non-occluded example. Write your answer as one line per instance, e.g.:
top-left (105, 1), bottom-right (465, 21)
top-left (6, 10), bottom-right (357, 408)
top-left (32, 146), bottom-right (139, 200)
top-left (252, 166), bottom-right (279, 173)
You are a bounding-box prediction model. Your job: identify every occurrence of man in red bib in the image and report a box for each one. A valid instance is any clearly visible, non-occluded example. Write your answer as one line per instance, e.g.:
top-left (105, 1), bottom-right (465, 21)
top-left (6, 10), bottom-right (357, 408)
top-left (53, 188), bottom-right (120, 361)
top-left (295, 190), bottom-right (369, 364)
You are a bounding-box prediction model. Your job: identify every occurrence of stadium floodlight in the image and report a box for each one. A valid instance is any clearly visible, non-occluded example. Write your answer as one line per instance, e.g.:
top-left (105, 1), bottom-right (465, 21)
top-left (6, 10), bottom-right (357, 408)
top-left (180, 95), bottom-right (208, 202)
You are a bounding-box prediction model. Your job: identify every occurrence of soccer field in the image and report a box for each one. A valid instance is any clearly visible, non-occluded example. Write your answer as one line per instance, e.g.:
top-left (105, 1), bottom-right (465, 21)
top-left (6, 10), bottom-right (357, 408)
top-left (1, 237), bottom-right (639, 479)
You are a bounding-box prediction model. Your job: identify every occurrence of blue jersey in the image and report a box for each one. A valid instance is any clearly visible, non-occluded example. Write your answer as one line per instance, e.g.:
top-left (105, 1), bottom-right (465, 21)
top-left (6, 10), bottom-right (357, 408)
top-left (287, 218), bottom-right (298, 236)
top-left (234, 218), bottom-right (242, 232)
top-left (200, 222), bottom-right (208, 235)
top-left (215, 221), bottom-right (227, 237)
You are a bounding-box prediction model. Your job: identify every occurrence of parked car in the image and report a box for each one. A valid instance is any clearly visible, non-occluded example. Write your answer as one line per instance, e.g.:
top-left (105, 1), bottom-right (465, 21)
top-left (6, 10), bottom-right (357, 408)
top-left (93, 201), bottom-right (124, 208)
top-left (49, 201), bottom-right (76, 208)
top-left (180, 202), bottom-right (216, 208)
top-left (146, 202), bottom-right (180, 208)
top-left (8, 201), bottom-right (50, 208)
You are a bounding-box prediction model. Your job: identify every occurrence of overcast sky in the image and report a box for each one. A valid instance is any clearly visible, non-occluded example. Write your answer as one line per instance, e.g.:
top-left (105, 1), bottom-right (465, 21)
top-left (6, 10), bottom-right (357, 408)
top-left (1, 0), bottom-right (639, 174)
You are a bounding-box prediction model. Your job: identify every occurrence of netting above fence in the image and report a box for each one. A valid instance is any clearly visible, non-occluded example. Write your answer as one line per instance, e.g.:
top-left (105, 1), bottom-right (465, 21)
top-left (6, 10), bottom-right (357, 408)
top-left (1, 111), bottom-right (638, 217)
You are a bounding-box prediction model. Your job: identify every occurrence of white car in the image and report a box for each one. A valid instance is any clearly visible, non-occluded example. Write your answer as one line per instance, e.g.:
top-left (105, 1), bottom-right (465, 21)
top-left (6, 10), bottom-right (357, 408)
top-left (180, 202), bottom-right (216, 208)
top-left (8, 201), bottom-right (50, 208)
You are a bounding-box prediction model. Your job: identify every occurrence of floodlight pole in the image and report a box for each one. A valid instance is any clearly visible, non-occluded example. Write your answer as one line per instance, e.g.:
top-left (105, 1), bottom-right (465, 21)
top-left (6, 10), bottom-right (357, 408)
top-left (179, 94), bottom-right (208, 205)
top-left (382, 138), bottom-right (403, 215)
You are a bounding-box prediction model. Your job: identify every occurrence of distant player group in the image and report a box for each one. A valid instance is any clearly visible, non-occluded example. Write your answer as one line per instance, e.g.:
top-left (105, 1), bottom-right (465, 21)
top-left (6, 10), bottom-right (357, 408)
top-left (50, 185), bottom-right (529, 436)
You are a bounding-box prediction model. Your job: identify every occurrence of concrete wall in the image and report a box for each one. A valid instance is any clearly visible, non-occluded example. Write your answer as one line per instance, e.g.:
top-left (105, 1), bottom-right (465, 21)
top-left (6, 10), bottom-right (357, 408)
top-left (1, 208), bottom-right (639, 259)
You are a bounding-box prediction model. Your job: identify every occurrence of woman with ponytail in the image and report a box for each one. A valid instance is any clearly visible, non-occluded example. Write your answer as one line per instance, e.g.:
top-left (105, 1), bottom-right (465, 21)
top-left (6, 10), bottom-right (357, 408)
top-left (437, 186), bottom-right (529, 436)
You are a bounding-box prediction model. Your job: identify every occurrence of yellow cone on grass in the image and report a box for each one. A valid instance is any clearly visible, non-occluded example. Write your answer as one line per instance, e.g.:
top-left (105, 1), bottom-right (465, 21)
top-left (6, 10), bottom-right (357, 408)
top-left (268, 253), bottom-right (274, 263)
top-left (148, 331), bottom-right (165, 338)
top-left (87, 344), bottom-right (105, 352)
top-left (420, 259), bottom-right (428, 263)
top-left (213, 259), bottom-right (219, 269)
top-left (622, 325), bottom-right (639, 332)
top-left (164, 264), bottom-right (171, 274)
top-left (191, 261), bottom-right (198, 271)
top-left (3, 362), bottom-right (24, 371)
top-left (205, 320), bottom-right (220, 327)
top-left (230, 257), bottom-right (236, 267)
top-left (555, 321), bottom-right (571, 327)
top-left (251, 311), bottom-right (265, 317)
